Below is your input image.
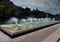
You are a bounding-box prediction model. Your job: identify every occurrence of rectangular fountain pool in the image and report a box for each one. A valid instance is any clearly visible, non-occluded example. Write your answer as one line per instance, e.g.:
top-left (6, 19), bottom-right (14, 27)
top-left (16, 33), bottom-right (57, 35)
top-left (0, 21), bottom-right (60, 38)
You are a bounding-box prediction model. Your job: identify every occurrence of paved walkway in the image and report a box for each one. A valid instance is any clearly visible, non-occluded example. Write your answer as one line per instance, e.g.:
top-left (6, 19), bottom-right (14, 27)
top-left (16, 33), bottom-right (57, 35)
top-left (42, 24), bottom-right (60, 42)
top-left (0, 23), bottom-right (60, 42)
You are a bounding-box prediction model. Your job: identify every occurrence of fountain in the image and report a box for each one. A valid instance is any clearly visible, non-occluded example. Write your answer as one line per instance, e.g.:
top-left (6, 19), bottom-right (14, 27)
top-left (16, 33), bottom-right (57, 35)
top-left (33, 18), bottom-right (38, 22)
top-left (0, 16), bottom-right (59, 38)
top-left (52, 18), bottom-right (55, 21)
top-left (6, 17), bottom-right (19, 25)
top-left (20, 19), bottom-right (26, 24)
top-left (44, 18), bottom-right (50, 22)
top-left (37, 18), bottom-right (41, 22)
top-left (27, 17), bottom-right (34, 23)
top-left (5, 17), bottom-right (54, 25)
top-left (41, 18), bottom-right (44, 22)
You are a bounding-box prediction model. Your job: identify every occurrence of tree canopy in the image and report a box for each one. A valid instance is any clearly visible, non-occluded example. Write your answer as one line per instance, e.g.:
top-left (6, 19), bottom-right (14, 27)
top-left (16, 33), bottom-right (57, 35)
top-left (0, 0), bottom-right (59, 22)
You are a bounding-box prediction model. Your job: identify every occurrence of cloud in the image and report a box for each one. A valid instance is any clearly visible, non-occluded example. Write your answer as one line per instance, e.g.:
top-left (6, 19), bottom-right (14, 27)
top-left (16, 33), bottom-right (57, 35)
top-left (10, 0), bottom-right (60, 14)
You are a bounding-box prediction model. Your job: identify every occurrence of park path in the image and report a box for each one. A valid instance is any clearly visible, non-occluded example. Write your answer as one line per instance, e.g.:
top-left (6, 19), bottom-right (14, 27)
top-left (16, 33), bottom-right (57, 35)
top-left (42, 24), bottom-right (60, 42)
top-left (0, 23), bottom-right (60, 42)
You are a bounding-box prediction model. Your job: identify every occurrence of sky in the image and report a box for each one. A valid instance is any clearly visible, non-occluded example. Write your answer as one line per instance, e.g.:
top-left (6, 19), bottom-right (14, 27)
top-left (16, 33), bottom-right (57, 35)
top-left (10, 0), bottom-right (60, 14)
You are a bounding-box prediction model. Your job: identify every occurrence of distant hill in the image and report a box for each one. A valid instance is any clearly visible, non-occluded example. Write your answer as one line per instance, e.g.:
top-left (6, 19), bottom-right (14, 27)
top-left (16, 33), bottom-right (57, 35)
top-left (0, 0), bottom-right (24, 22)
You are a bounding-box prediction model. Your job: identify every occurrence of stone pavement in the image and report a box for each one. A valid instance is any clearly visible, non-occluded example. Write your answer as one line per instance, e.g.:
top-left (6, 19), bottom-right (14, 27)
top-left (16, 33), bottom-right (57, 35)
top-left (0, 23), bottom-right (60, 42)
top-left (42, 24), bottom-right (60, 42)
